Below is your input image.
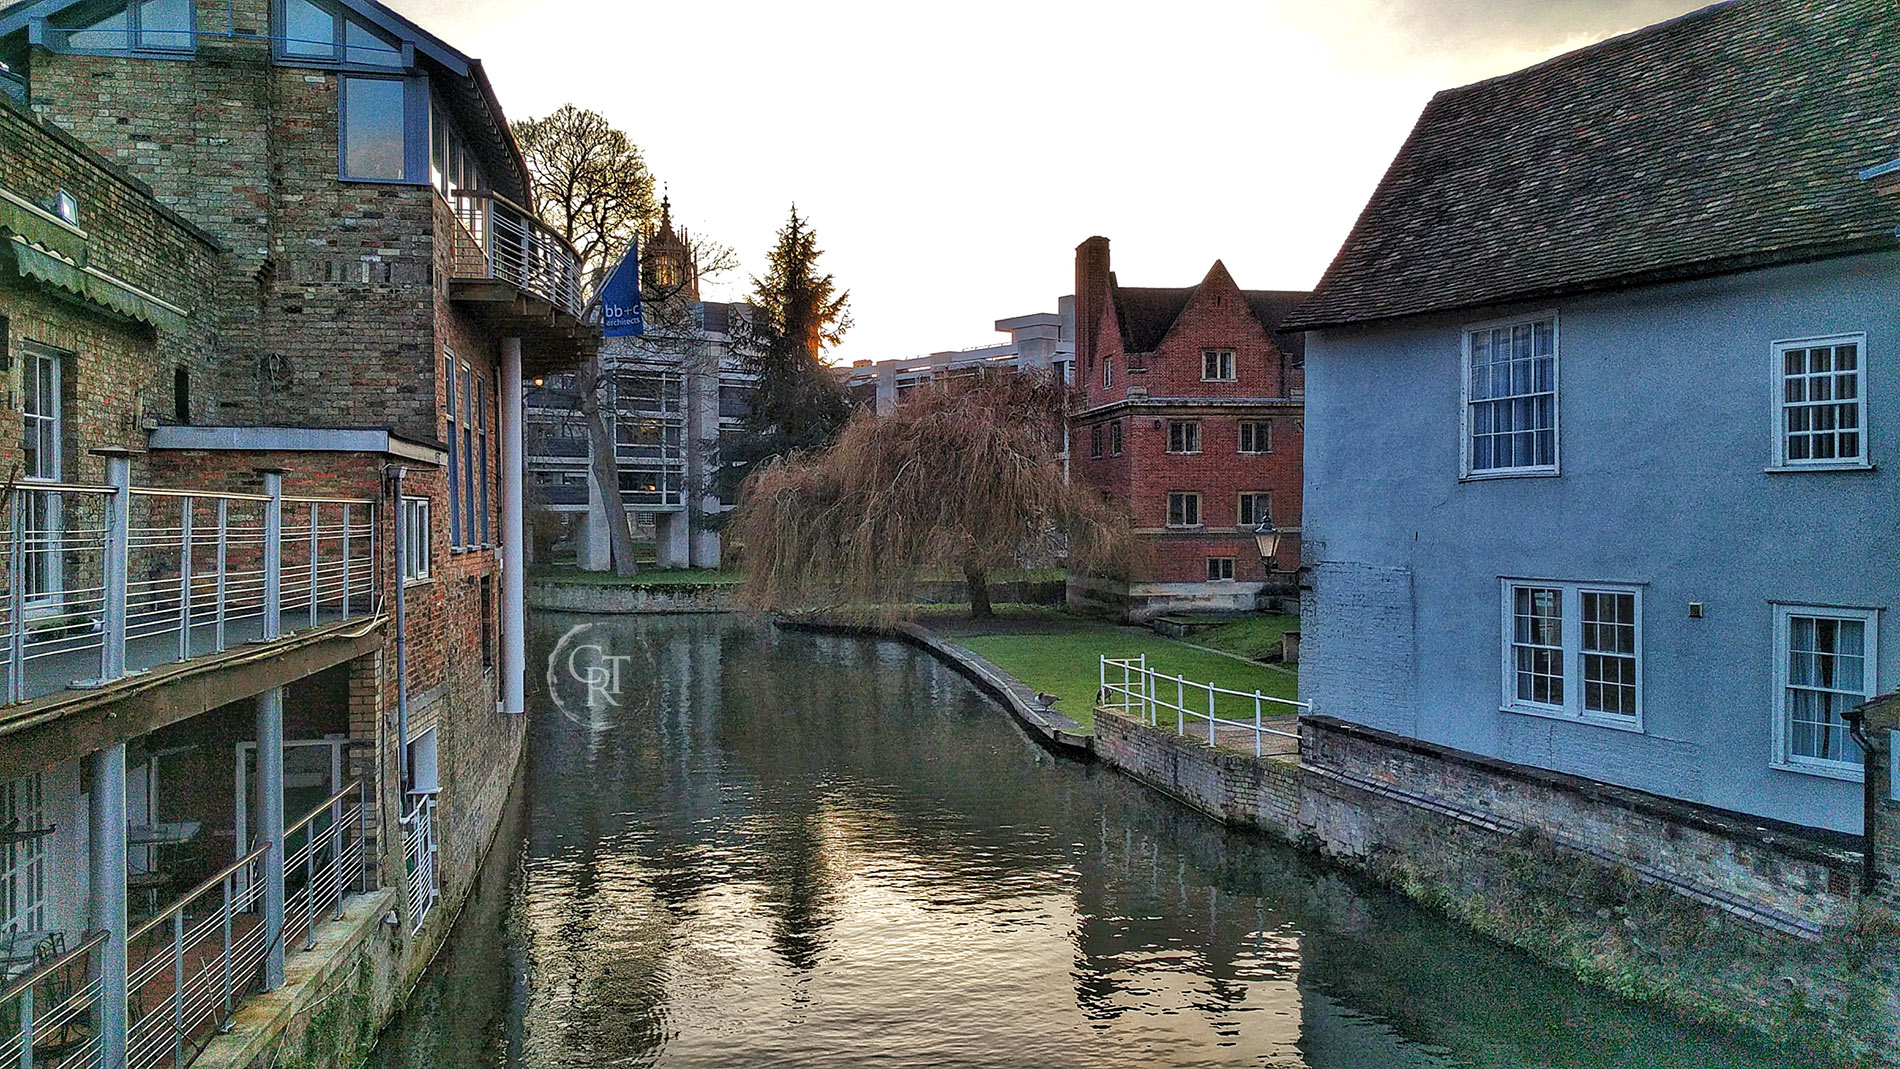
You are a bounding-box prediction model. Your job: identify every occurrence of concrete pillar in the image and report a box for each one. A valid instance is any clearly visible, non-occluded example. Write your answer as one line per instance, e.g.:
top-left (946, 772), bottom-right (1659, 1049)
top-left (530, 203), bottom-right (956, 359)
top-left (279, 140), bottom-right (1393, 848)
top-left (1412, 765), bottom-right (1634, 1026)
top-left (500, 337), bottom-right (526, 716)
top-left (653, 512), bottom-right (688, 569)
top-left (579, 466), bottom-right (612, 572)
top-left (687, 364), bottom-right (721, 568)
top-left (257, 686), bottom-right (285, 990)
top-left (876, 366), bottom-right (897, 416)
top-left (88, 743), bottom-right (128, 1067)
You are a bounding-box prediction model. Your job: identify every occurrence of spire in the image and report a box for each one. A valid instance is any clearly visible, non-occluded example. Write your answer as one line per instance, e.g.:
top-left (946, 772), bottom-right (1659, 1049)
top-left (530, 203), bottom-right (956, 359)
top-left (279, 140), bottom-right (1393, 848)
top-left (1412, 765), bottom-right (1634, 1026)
top-left (659, 189), bottom-right (673, 237)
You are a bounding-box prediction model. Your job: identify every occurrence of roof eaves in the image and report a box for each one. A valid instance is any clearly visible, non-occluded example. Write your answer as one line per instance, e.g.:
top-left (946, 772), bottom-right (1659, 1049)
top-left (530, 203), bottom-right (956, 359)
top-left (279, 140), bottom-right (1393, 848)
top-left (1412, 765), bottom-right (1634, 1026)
top-left (1283, 233), bottom-right (1900, 334)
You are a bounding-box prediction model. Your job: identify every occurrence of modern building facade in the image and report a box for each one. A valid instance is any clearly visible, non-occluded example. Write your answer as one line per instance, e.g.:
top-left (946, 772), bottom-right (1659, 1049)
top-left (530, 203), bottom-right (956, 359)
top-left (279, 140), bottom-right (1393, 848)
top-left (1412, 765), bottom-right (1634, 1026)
top-left (1067, 237), bottom-right (1307, 620)
top-left (838, 300), bottom-right (1074, 414)
top-left (0, 0), bottom-right (589, 1063)
top-left (525, 203), bottom-right (754, 569)
top-left (1288, 0), bottom-right (1899, 838)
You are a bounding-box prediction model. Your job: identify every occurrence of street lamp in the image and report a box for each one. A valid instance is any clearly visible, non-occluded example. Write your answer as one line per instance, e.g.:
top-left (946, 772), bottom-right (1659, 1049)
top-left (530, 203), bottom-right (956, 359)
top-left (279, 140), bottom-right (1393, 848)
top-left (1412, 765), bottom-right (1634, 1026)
top-left (1252, 515), bottom-right (1283, 575)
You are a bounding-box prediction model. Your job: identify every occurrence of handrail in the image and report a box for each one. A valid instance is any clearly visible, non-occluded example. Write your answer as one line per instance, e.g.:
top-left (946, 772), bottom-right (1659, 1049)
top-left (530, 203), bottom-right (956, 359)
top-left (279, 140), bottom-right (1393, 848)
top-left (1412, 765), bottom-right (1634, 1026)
top-left (1100, 654), bottom-right (1306, 757)
top-left (284, 778), bottom-right (363, 840)
top-left (3, 480), bottom-right (116, 494)
top-left (129, 842), bottom-right (269, 945)
top-left (0, 928), bottom-right (106, 1005)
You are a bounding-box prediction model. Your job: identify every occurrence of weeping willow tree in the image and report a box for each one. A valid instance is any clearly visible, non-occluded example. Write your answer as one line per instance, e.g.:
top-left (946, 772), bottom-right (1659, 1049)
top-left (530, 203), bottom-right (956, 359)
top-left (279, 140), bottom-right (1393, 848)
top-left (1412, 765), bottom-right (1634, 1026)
top-left (730, 374), bottom-right (1128, 620)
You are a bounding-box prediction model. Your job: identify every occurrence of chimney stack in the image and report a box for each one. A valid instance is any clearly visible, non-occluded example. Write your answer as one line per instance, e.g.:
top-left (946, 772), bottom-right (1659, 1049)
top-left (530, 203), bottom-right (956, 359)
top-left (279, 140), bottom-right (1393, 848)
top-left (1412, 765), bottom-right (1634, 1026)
top-left (1074, 236), bottom-right (1110, 371)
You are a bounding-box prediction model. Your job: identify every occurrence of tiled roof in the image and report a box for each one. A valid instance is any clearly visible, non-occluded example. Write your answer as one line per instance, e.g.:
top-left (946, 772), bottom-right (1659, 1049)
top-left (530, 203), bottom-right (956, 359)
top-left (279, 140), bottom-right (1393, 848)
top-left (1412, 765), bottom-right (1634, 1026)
top-left (1111, 279), bottom-right (1309, 360)
top-left (1283, 0), bottom-right (1900, 332)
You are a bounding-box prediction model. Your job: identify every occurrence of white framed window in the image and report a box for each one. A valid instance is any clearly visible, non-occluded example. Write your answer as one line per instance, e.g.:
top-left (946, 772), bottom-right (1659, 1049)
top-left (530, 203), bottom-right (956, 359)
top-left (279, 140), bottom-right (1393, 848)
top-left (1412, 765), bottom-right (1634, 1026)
top-left (20, 345), bottom-right (64, 607)
top-left (1109, 421), bottom-right (1122, 457)
top-left (0, 771), bottom-right (48, 933)
top-left (1464, 316), bottom-right (1558, 477)
top-left (401, 496), bottom-right (431, 582)
top-left (1202, 350), bottom-right (1235, 382)
top-left (1103, 358), bottom-right (1113, 389)
top-left (1500, 580), bottom-right (1642, 728)
top-left (1237, 491), bottom-right (1271, 527)
top-left (1166, 492), bottom-right (1201, 528)
top-left (1773, 605), bottom-right (1876, 778)
top-left (1238, 419), bottom-right (1272, 454)
top-left (1772, 334), bottom-right (1866, 469)
top-left (1166, 420), bottom-right (1201, 454)
top-left (1207, 557), bottom-right (1236, 582)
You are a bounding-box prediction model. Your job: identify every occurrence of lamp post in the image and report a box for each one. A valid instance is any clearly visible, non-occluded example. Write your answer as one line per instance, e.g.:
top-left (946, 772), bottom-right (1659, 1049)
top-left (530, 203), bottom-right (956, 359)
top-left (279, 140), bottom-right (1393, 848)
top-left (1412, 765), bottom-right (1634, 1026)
top-left (1252, 515), bottom-right (1284, 577)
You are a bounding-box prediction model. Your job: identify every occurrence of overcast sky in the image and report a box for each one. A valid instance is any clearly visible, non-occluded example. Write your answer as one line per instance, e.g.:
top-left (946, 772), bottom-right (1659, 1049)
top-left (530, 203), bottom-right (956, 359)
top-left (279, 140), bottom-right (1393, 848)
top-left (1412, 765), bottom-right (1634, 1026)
top-left (388, 0), bottom-right (1709, 364)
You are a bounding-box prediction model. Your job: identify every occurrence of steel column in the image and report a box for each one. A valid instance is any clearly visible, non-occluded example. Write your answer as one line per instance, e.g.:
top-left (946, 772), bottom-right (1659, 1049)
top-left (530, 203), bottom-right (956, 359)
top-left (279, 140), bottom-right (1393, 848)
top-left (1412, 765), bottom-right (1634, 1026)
top-left (257, 686), bottom-right (286, 990)
top-left (261, 470), bottom-right (282, 642)
top-left (500, 336), bottom-right (526, 715)
top-left (89, 742), bottom-right (128, 1067)
top-left (100, 452), bottom-right (130, 681)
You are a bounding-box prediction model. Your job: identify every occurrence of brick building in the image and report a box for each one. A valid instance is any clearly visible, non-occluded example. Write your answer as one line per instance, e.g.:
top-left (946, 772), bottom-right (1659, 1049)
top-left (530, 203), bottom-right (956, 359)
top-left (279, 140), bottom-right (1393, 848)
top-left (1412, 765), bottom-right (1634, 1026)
top-left (1067, 236), bottom-right (1307, 620)
top-left (0, 0), bottom-right (590, 1064)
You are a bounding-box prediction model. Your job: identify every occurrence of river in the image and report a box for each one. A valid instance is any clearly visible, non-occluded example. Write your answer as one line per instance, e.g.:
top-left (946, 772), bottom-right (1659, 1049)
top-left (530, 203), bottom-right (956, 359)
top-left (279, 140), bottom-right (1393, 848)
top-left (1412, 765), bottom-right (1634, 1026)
top-left (364, 613), bottom-right (1794, 1068)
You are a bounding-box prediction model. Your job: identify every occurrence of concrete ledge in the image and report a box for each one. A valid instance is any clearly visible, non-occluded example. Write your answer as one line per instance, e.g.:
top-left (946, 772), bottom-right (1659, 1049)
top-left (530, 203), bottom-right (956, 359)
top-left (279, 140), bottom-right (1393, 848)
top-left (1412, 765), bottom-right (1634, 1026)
top-left (772, 616), bottom-right (1093, 756)
top-left (193, 888), bottom-right (397, 1069)
top-left (526, 579), bottom-right (738, 614)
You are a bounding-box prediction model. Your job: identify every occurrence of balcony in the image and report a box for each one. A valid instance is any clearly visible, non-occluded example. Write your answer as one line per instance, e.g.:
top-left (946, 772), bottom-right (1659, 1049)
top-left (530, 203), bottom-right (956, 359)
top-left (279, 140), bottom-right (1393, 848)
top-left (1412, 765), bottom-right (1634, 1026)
top-left (0, 463), bottom-right (378, 708)
top-left (446, 190), bottom-right (597, 375)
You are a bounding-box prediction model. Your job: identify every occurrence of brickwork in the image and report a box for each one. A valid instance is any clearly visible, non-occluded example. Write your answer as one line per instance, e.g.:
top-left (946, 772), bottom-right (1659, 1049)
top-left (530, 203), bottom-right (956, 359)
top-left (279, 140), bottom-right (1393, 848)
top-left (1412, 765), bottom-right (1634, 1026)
top-left (1066, 238), bottom-right (1305, 614)
top-left (1866, 694), bottom-right (1900, 910)
top-left (1094, 709), bottom-right (1301, 830)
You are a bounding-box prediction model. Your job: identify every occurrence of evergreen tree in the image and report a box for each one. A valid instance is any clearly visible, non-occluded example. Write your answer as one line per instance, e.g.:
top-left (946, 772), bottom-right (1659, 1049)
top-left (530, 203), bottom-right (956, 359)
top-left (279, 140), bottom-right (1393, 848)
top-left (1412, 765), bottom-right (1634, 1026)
top-left (741, 206), bottom-right (853, 454)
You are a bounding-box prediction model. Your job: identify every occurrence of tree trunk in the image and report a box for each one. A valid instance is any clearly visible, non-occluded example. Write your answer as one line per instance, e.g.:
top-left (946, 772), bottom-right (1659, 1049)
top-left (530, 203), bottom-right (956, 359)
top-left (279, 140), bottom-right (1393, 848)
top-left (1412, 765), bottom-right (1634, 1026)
top-left (964, 562), bottom-right (992, 620)
top-left (580, 348), bottom-right (640, 577)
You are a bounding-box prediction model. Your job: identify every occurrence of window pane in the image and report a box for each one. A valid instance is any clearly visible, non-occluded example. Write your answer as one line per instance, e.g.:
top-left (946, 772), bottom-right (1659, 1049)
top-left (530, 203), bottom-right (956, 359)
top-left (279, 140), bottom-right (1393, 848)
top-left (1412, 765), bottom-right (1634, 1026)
top-left (66, 7), bottom-right (130, 50)
top-left (346, 19), bottom-right (400, 66)
top-left (342, 77), bottom-right (407, 180)
top-left (138, 0), bottom-right (191, 49)
top-left (284, 0), bottom-right (335, 56)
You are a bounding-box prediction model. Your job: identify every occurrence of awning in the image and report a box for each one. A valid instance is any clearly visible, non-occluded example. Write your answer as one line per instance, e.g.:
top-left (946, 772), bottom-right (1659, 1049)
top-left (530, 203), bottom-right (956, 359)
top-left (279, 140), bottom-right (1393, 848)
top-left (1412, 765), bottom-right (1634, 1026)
top-left (5, 233), bottom-right (191, 334)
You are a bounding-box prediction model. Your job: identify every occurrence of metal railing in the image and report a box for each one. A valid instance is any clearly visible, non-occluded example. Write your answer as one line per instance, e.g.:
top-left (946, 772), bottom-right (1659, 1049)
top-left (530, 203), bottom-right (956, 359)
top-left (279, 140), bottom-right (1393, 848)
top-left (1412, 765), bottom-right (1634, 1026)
top-left (449, 190), bottom-right (586, 318)
top-left (281, 781), bottom-right (370, 957)
top-left (125, 846), bottom-right (268, 1069)
top-left (125, 780), bottom-right (368, 1069)
top-left (400, 796), bottom-right (437, 935)
top-left (0, 929), bottom-right (107, 1069)
top-left (0, 471), bottom-right (379, 705)
top-left (1099, 655), bottom-right (1306, 757)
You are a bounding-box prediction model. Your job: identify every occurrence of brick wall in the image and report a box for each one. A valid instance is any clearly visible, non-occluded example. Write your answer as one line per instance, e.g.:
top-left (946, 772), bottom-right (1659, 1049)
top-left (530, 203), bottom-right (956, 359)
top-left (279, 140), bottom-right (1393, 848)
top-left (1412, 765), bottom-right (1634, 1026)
top-left (1866, 693), bottom-right (1900, 910)
top-left (1094, 709), bottom-right (1302, 830)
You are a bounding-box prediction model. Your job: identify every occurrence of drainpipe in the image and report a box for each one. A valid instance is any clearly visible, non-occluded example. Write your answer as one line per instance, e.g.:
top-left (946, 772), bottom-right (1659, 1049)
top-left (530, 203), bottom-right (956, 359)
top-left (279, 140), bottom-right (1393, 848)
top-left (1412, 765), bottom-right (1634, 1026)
top-left (500, 337), bottom-right (526, 715)
top-left (389, 465), bottom-right (410, 795)
top-left (1844, 703), bottom-right (1880, 894)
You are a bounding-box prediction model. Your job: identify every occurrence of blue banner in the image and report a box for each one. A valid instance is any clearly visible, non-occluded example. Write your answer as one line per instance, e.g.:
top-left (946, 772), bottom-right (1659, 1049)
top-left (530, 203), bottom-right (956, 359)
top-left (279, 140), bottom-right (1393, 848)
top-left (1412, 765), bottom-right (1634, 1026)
top-left (600, 242), bottom-right (644, 338)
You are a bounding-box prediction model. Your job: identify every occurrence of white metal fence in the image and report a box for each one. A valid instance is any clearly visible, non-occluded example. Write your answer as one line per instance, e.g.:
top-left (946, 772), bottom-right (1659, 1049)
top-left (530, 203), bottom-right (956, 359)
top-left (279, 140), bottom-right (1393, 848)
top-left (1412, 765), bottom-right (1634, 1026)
top-left (125, 781), bottom-right (368, 1069)
top-left (0, 473), bottom-right (378, 705)
top-left (0, 929), bottom-right (107, 1069)
top-left (450, 191), bottom-right (586, 317)
top-left (1099, 654), bottom-right (1306, 757)
top-left (400, 796), bottom-right (438, 935)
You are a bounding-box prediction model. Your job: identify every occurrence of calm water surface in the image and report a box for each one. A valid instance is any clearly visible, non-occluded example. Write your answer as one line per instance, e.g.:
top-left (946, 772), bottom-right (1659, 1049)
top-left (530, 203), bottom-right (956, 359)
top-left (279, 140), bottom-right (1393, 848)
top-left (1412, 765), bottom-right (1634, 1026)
top-left (366, 614), bottom-right (1796, 1068)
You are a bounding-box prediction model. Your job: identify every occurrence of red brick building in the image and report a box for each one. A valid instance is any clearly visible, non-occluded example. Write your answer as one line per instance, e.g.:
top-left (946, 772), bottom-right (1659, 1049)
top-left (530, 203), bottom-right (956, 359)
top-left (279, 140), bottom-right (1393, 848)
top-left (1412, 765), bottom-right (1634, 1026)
top-left (1067, 236), bottom-right (1306, 619)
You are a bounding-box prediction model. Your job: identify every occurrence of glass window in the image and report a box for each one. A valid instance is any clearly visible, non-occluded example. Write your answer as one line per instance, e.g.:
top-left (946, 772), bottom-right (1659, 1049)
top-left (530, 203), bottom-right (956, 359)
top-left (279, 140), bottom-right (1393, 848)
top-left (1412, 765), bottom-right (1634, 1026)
top-left (1103, 358), bottom-right (1112, 390)
top-left (1238, 492), bottom-right (1271, 527)
top-left (1465, 317), bottom-right (1557, 476)
top-left (283, 0), bottom-right (335, 57)
top-left (1503, 582), bottom-right (1643, 725)
top-left (1238, 419), bottom-right (1272, 454)
top-left (1167, 492), bottom-right (1200, 528)
top-left (345, 19), bottom-right (400, 66)
top-left (1109, 421), bottom-right (1122, 457)
top-left (401, 497), bottom-right (431, 581)
top-left (1775, 335), bottom-right (1866, 468)
top-left (1207, 558), bottom-right (1236, 582)
top-left (1167, 420), bottom-right (1200, 454)
top-left (1202, 350), bottom-right (1235, 382)
top-left (341, 77), bottom-right (407, 180)
top-left (0, 772), bottom-right (48, 932)
top-left (1777, 608), bottom-right (1875, 773)
top-left (1089, 424), bottom-right (1103, 460)
top-left (445, 348), bottom-right (462, 548)
top-left (477, 373), bottom-right (490, 545)
top-left (63, 7), bottom-right (130, 50)
top-left (137, 0), bottom-right (192, 50)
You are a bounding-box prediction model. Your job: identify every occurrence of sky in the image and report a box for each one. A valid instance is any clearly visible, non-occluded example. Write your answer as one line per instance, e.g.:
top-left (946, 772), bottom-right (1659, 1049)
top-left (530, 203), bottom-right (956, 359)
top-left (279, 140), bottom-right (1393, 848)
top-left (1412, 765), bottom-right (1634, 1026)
top-left (386, 0), bottom-right (1711, 365)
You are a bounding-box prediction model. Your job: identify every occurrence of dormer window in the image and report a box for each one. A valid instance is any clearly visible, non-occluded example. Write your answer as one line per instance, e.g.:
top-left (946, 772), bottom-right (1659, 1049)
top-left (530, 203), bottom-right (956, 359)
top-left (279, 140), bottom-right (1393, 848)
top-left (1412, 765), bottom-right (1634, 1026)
top-left (277, 0), bottom-right (402, 67)
top-left (54, 0), bottom-right (194, 54)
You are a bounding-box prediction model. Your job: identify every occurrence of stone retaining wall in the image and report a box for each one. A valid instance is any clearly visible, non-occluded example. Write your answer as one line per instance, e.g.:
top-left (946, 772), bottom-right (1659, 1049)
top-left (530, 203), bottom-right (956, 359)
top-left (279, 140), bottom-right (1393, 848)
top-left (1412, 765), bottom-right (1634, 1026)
top-left (526, 579), bottom-right (739, 614)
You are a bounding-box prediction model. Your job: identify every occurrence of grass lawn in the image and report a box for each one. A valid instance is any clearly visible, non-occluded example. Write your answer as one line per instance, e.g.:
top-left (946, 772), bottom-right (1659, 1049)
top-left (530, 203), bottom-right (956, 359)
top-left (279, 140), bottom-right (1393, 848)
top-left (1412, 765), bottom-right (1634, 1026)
top-left (530, 564), bottom-right (743, 587)
top-left (1187, 615), bottom-right (1300, 661)
top-left (925, 606), bottom-right (1298, 731)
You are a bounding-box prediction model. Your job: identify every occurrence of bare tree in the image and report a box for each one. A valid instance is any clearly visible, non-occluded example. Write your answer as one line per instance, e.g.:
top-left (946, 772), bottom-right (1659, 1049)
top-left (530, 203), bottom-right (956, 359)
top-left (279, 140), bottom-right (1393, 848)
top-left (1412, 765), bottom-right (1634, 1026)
top-left (512, 105), bottom-right (657, 288)
top-left (729, 375), bottom-right (1129, 620)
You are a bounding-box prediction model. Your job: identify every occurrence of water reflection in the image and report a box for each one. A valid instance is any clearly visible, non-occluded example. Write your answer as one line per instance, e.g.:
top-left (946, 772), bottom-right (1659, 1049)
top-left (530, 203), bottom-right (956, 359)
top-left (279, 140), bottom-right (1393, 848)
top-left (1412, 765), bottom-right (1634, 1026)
top-left (368, 614), bottom-right (1797, 1069)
